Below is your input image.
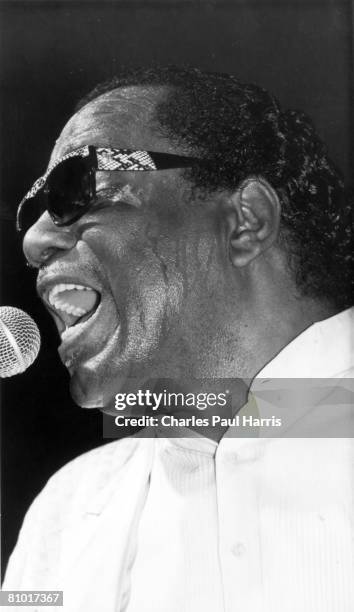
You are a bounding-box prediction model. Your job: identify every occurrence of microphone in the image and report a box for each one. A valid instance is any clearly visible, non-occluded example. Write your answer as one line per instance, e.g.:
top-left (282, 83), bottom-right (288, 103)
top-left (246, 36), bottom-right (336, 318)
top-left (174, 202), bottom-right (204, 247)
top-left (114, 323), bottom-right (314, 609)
top-left (0, 307), bottom-right (41, 378)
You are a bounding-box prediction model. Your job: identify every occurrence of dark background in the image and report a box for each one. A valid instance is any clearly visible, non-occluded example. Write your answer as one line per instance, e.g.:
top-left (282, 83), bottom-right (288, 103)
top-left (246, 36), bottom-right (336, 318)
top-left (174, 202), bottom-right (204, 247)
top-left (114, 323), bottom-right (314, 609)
top-left (1, 0), bottom-right (353, 578)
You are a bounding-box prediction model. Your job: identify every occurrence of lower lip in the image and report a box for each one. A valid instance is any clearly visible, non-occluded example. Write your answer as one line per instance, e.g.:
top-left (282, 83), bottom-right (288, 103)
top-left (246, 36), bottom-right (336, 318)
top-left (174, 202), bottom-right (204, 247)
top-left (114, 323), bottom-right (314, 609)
top-left (57, 300), bottom-right (120, 368)
top-left (60, 316), bottom-right (96, 343)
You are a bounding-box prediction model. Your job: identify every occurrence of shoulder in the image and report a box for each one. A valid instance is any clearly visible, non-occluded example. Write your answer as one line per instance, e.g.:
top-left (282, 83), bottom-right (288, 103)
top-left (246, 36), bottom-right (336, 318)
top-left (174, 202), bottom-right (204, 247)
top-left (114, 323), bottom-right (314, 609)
top-left (24, 435), bottom-right (151, 534)
top-left (3, 436), bottom-right (154, 587)
top-left (46, 436), bottom-right (141, 492)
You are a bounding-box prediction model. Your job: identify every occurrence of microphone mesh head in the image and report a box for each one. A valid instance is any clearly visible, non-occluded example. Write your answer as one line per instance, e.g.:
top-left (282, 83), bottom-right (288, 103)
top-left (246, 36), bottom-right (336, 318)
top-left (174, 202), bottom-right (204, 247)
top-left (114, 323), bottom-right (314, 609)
top-left (0, 306), bottom-right (41, 377)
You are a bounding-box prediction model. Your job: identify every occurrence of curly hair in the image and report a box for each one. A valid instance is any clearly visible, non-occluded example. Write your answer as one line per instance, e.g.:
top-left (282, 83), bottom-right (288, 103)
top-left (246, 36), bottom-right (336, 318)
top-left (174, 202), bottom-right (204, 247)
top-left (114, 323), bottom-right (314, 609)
top-left (77, 66), bottom-right (353, 308)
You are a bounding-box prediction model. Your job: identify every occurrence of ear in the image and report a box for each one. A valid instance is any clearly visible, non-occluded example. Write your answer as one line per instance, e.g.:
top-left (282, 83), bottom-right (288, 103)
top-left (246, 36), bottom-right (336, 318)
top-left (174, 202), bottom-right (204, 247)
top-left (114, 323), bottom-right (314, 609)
top-left (224, 177), bottom-right (281, 267)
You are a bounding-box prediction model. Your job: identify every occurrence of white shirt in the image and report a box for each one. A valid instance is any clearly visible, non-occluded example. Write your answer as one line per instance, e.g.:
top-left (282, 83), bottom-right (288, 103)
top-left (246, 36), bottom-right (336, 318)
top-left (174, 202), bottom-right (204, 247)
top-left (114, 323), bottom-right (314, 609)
top-left (125, 308), bottom-right (354, 612)
top-left (3, 308), bottom-right (354, 612)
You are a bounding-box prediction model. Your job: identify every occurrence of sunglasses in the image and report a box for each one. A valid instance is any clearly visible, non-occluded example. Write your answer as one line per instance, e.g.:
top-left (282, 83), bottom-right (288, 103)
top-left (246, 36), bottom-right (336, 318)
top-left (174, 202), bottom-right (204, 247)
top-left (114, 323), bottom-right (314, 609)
top-left (16, 145), bottom-right (204, 233)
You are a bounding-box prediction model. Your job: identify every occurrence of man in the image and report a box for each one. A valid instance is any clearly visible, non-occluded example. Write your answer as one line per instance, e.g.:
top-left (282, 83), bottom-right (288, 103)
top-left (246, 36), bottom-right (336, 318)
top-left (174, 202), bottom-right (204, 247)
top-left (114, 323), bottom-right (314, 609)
top-left (4, 67), bottom-right (353, 611)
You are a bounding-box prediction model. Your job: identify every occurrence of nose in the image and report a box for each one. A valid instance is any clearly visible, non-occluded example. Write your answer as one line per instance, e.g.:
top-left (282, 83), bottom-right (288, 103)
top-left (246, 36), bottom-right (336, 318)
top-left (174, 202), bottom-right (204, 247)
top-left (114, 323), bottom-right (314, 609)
top-left (23, 211), bottom-right (78, 268)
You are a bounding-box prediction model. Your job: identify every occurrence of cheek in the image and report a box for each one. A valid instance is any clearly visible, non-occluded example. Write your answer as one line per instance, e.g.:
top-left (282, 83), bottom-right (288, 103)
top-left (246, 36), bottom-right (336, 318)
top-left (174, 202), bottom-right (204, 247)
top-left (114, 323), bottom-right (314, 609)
top-left (83, 208), bottom-right (150, 268)
top-left (85, 219), bottom-right (180, 314)
top-left (173, 231), bottom-right (221, 296)
top-left (84, 209), bottom-right (219, 319)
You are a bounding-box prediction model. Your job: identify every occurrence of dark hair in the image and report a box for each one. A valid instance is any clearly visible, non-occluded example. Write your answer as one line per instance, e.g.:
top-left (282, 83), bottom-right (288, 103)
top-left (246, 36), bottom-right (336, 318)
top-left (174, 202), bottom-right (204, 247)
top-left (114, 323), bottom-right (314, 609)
top-left (77, 66), bottom-right (353, 308)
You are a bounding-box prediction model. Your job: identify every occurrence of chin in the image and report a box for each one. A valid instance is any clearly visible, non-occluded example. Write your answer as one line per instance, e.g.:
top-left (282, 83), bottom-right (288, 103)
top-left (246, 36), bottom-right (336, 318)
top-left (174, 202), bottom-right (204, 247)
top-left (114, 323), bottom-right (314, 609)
top-left (69, 377), bottom-right (103, 409)
top-left (68, 361), bottom-right (141, 411)
top-left (68, 364), bottom-right (114, 409)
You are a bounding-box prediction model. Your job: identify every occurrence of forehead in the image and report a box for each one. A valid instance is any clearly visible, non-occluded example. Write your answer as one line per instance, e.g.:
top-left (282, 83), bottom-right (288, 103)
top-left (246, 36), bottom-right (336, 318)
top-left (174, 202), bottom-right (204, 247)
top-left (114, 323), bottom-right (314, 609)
top-left (51, 85), bottom-right (185, 163)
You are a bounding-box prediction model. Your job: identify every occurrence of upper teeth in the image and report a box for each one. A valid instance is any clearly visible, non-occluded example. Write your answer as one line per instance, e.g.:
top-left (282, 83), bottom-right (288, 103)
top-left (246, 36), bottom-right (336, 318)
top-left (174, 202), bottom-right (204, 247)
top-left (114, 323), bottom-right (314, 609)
top-left (48, 283), bottom-right (93, 317)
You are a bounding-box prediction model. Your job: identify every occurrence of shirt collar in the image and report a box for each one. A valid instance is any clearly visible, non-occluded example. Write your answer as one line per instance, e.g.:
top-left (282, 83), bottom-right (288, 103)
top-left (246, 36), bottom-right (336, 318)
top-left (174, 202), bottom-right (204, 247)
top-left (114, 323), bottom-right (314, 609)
top-left (245, 307), bottom-right (354, 436)
top-left (253, 307), bottom-right (354, 381)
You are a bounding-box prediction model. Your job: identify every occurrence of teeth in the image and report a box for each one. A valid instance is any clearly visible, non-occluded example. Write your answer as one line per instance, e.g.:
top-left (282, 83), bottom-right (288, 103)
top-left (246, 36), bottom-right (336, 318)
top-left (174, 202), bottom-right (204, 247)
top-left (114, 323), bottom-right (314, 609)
top-left (51, 302), bottom-right (86, 316)
top-left (47, 283), bottom-right (95, 317)
top-left (49, 283), bottom-right (92, 300)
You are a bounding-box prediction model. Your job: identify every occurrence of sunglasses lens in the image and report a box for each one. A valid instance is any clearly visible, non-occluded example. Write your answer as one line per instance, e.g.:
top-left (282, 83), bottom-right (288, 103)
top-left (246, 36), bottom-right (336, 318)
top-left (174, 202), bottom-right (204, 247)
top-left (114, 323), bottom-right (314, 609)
top-left (46, 156), bottom-right (95, 225)
top-left (17, 154), bottom-right (95, 233)
top-left (17, 191), bottom-right (46, 233)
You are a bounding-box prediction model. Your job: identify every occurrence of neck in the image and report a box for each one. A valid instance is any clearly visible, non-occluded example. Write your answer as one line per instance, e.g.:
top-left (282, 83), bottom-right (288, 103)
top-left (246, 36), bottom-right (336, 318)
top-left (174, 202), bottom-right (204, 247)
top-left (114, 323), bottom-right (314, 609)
top-left (238, 299), bottom-right (337, 379)
top-left (182, 274), bottom-right (338, 383)
top-left (157, 294), bottom-right (337, 441)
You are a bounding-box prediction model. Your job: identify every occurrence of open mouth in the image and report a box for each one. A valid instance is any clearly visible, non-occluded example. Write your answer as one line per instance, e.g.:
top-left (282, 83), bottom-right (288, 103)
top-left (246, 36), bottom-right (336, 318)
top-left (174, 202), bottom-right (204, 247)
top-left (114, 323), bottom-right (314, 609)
top-left (47, 283), bottom-right (101, 337)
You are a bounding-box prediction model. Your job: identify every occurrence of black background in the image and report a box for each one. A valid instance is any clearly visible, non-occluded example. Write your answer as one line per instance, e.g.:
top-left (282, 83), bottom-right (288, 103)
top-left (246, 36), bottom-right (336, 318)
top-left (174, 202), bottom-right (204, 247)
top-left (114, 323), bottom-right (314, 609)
top-left (1, 0), bottom-right (353, 577)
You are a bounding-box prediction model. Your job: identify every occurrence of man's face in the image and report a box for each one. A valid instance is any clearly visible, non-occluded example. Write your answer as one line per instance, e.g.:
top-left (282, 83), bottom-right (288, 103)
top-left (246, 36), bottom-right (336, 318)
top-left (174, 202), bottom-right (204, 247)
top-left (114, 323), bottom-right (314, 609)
top-left (24, 87), bottom-right (228, 409)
